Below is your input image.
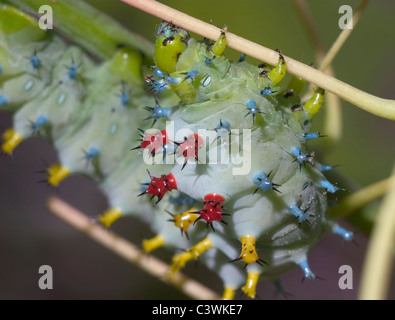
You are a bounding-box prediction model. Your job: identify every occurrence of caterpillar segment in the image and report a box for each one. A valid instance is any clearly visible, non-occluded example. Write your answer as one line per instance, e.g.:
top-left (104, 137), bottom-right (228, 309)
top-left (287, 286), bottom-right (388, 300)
top-left (0, 5), bottom-right (49, 110)
top-left (2, 46), bottom-right (93, 155)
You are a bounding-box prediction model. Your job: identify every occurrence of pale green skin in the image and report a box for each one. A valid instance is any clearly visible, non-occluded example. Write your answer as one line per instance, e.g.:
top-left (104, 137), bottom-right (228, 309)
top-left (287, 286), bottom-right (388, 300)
top-left (0, 3), bottom-right (343, 294)
top-left (153, 35), bottom-right (331, 284)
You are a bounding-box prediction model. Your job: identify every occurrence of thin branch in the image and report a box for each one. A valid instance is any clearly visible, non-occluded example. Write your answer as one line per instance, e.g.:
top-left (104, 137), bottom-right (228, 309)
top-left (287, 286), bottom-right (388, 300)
top-left (330, 174), bottom-right (395, 219)
top-left (46, 197), bottom-right (220, 300)
top-left (292, 0), bottom-right (326, 57)
top-left (121, 0), bottom-right (395, 121)
top-left (359, 165), bottom-right (395, 300)
top-left (292, 0), bottom-right (342, 144)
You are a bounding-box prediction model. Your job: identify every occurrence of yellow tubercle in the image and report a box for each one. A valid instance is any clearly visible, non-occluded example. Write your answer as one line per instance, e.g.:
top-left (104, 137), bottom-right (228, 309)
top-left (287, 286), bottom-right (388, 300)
top-left (211, 31), bottom-right (227, 56)
top-left (99, 207), bottom-right (122, 228)
top-left (169, 237), bottom-right (212, 276)
top-left (47, 164), bottom-right (70, 187)
top-left (268, 51), bottom-right (287, 85)
top-left (1, 129), bottom-right (23, 154)
top-left (172, 208), bottom-right (199, 234)
top-left (303, 88), bottom-right (325, 117)
top-left (222, 286), bottom-right (236, 300)
top-left (190, 237), bottom-right (212, 259)
top-left (239, 234), bottom-right (259, 264)
top-left (242, 272), bottom-right (260, 298)
top-left (142, 234), bottom-right (165, 253)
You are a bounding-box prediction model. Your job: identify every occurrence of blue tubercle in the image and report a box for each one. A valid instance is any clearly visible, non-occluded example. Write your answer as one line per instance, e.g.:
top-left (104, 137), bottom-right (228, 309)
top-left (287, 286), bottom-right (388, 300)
top-left (164, 28), bottom-right (173, 38)
top-left (30, 53), bottom-right (41, 70)
top-left (157, 23), bottom-right (167, 35)
top-left (214, 119), bottom-right (231, 140)
top-left (260, 86), bottom-right (276, 97)
top-left (321, 179), bottom-right (339, 193)
top-left (291, 146), bottom-right (307, 165)
top-left (289, 205), bottom-right (310, 223)
top-left (298, 260), bottom-right (315, 279)
top-left (245, 99), bottom-right (263, 122)
top-left (120, 90), bottom-right (130, 107)
top-left (152, 67), bottom-right (165, 78)
top-left (205, 57), bottom-right (212, 65)
top-left (144, 102), bottom-right (171, 124)
top-left (67, 62), bottom-right (79, 80)
top-left (253, 171), bottom-right (273, 193)
top-left (239, 53), bottom-right (246, 62)
top-left (333, 225), bottom-right (353, 241)
top-left (303, 132), bottom-right (320, 141)
top-left (246, 99), bottom-right (257, 110)
top-left (31, 115), bottom-right (48, 131)
top-left (184, 68), bottom-right (199, 81)
top-left (0, 95), bottom-right (8, 107)
top-left (165, 75), bottom-right (181, 85)
top-left (84, 147), bottom-right (100, 163)
top-left (0, 64), bottom-right (2, 73)
top-left (147, 78), bottom-right (169, 93)
top-left (320, 164), bottom-right (333, 172)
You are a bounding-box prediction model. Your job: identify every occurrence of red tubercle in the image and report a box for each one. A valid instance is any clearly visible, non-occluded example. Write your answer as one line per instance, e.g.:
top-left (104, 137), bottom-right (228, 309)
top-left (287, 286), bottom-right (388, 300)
top-left (164, 172), bottom-right (177, 190)
top-left (140, 129), bottom-right (167, 155)
top-left (142, 171), bottom-right (177, 203)
top-left (198, 193), bottom-right (226, 223)
top-left (204, 193), bottom-right (225, 203)
top-left (175, 133), bottom-right (205, 160)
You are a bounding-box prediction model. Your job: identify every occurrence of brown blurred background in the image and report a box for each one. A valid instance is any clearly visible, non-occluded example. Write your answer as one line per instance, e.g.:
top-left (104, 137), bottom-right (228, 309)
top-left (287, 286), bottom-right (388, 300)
top-left (0, 0), bottom-right (394, 299)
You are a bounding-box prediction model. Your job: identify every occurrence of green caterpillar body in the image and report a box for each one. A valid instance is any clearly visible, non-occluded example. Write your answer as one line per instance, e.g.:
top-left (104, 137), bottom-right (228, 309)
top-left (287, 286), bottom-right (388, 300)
top-left (0, 4), bottom-right (352, 299)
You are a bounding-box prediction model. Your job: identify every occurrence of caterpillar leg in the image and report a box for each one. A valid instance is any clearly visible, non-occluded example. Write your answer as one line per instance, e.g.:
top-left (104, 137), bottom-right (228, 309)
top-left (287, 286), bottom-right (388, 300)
top-left (46, 164), bottom-right (70, 187)
top-left (169, 237), bottom-right (212, 275)
top-left (99, 207), bottom-right (123, 228)
top-left (142, 234), bottom-right (165, 253)
top-left (242, 270), bottom-right (261, 299)
top-left (1, 128), bottom-right (23, 154)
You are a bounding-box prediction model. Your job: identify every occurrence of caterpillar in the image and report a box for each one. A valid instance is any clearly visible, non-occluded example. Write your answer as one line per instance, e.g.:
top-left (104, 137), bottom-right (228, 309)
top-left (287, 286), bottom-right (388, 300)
top-left (1, 0), bottom-right (394, 299)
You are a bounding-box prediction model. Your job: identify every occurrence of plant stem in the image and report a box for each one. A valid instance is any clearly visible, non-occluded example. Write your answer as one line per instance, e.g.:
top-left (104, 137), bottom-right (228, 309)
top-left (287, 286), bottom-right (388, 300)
top-left (6, 0), bottom-right (154, 60)
top-left (292, 0), bottom-right (342, 145)
top-left (331, 174), bottom-right (395, 219)
top-left (46, 197), bottom-right (220, 300)
top-left (121, 0), bottom-right (395, 121)
top-left (359, 165), bottom-right (395, 300)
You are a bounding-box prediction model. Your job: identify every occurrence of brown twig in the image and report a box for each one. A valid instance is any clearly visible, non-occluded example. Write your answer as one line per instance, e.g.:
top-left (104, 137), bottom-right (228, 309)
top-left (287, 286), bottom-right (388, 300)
top-left (46, 196), bottom-right (220, 300)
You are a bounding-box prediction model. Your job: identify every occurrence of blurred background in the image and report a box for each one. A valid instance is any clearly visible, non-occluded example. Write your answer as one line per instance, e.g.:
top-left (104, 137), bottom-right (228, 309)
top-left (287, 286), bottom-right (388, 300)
top-left (0, 0), bottom-right (394, 299)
